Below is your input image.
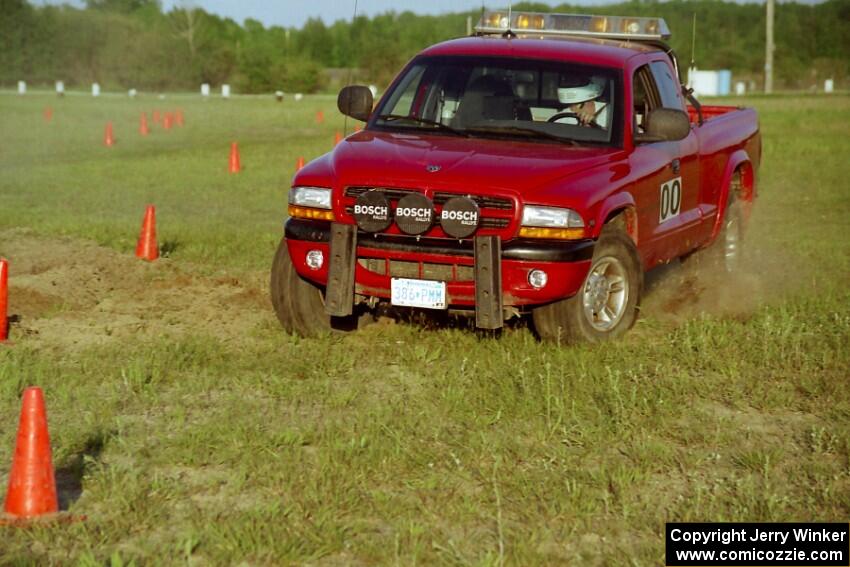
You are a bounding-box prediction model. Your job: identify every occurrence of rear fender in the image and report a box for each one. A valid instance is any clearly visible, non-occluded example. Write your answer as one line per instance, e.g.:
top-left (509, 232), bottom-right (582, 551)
top-left (713, 151), bottom-right (754, 239)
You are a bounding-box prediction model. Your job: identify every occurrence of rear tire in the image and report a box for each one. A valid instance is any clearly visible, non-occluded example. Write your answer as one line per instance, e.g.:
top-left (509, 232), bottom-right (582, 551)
top-left (684, 192), bottom-right (743, 275)
top-left (270, 238), bottom-right (364, 336)
top-left (532, 225), bottom-right (642, 344)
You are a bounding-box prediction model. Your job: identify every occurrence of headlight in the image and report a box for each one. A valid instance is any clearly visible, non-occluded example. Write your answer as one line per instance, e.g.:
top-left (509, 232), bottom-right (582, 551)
top-left (520, 205), bottom-right (585, 240)
top-left (521, 205), bottom-right (584, 228)
top-left (289, 186), bottom-right (332, 210)
top-left (288, 186), bottom-right (334, 221)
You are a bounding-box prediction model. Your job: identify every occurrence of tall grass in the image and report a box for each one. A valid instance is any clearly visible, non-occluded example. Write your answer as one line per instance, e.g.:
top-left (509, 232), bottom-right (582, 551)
top-left (0, 93), bottom-right (848, 565)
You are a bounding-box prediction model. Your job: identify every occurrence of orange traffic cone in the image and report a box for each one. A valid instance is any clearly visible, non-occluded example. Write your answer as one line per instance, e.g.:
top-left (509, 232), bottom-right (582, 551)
top-left (229, 142), bottom-right (241, 174)
top-left (139, 112), bottom-right (149, 136)
top-left (135, 206), bottom-right (158, 261)
top-left (0, 258), bottom-right (7, 342)
top-left (296, 156), bottom-right (305, 171)
top-left (43, 107), bottom-right (53, 123)
top-left (163, 113), bottom-right (172, 130)
top-left (1, 388), bottom-right (59, 522)
top-left (104, 122), bottom-right (114, 147)
top-left (334, 131), bottom-right (342, 146)
top-left (152, 109), bottom-right (161, 124)
top-left (315, 110), bottom-right (324, 124)
top-left (175, 109), bottom-right (184, 127)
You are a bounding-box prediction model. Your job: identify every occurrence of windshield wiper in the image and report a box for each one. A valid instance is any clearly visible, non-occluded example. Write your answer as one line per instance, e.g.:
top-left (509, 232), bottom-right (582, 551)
top-left (378, 114), bottom-right (469, 137)
top-left (463, 125), bottom-right (578, 145)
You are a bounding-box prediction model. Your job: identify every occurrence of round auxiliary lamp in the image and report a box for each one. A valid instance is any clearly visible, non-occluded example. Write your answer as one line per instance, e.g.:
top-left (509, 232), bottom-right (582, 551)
top-left (353, 190), bottom-right (393, 233)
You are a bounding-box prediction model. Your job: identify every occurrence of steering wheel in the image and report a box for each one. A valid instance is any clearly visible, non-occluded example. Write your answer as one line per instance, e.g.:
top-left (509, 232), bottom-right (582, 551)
top-left (547, 111), bottom-right (603, 130)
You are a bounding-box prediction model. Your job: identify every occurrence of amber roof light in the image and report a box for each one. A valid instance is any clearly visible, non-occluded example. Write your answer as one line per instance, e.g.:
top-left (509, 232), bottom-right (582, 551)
top-left (475, 10), bottom-right (671, 41)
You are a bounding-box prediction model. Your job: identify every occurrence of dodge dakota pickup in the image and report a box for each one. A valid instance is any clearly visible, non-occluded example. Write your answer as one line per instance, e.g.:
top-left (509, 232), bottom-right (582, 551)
top-left (272, 10), bottom-right (761, 343)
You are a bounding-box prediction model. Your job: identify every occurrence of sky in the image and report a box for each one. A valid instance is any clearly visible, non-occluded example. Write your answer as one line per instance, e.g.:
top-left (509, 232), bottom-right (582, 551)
top-left (37, 0), bottom-right (820, 29)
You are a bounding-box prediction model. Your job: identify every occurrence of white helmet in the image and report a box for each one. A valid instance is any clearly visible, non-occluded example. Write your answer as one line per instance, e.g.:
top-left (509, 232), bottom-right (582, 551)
top-left (557, 75), bottom-right (606, 105)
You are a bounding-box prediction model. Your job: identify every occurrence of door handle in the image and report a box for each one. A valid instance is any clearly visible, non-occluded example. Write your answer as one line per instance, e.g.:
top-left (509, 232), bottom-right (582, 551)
top-left (671, 158), bottom-right (681, 175)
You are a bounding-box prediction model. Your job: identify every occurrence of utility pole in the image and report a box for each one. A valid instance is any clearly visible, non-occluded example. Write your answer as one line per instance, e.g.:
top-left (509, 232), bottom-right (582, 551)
top-left (765, 0), bottom-right (775, 93)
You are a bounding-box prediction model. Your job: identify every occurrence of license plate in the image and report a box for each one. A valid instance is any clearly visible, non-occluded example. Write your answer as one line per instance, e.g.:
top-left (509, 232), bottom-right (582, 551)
top-left (391, 278), bottom-right (447, 310)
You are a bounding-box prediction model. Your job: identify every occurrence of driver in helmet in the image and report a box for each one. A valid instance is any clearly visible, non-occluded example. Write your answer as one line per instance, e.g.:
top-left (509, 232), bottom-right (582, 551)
top-left (555, 74), bottom-right (608, 127)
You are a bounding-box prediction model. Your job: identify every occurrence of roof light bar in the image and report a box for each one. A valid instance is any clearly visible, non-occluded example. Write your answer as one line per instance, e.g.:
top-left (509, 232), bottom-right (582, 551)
top-left (475, 11), bottom-right (671, 41)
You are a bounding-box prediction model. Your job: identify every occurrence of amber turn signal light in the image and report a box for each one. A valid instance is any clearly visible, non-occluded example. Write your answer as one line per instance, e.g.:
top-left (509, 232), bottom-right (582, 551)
top-left (519, 227), bottom-right (585, 240)
top-left (288, 205), bottom-right (334, 221)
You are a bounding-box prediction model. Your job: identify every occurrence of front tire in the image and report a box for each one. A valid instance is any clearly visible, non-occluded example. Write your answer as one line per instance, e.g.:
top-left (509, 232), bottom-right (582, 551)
top-left (270, 238), bottom-right (363, 336)
top-left (532, 226), bottom-right (642, 344)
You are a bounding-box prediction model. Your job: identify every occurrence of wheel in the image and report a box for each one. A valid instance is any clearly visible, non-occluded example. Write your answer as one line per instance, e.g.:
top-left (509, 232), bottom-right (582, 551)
top-left (684, 192), bottom-right (743, 275)
top-left (532, 225), bottom-right (642, 343)
top-left (270, 238), bottom-right (365, 336)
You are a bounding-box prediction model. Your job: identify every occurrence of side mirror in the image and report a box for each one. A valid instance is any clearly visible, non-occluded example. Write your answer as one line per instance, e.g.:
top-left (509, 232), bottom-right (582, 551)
top-left (636, 108), bottom-right (691, 143)
top-left (337, 85), bottom-right (373, 122)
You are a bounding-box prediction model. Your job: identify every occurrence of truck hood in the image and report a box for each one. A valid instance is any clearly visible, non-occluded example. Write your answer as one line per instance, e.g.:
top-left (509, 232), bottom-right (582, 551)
top-left (307, 130), bottom-right (623, 197)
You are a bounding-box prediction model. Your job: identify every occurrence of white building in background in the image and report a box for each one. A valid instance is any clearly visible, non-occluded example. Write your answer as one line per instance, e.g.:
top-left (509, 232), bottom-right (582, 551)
top-left (201, 83), bottom-right (210, 97)
top-left (55, 81), bottom-right (64, 95)
top-left (824, 79), bottom-right (834, 93)
top-left (687, 67), bottom-right (732, 97)
top-left (221, 84), bottom-right (231, 98)
top-left (92, 83), bottom-right (101, 97)
top-left (18, 81), bottom-right (26, 95)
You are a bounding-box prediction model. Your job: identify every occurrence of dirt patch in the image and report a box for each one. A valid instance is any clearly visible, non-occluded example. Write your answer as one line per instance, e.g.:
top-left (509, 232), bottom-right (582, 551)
top-left (641, 262), bottom-right (769, 321)
top-left (0, 228), bottom-right (274, 349)
top-left (640, 229), bottom-right (804, 323)
top-left (697, 401), bottom-right (816, 439)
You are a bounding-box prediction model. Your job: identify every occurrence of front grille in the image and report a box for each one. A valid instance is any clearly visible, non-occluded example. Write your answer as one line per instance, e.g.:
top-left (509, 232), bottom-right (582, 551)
top-left (358, 258), bottom-right (474, 282)
top-left (346, 187), bottom-right (411, 201)
top-left (432, 192), bottom-right (513, 210)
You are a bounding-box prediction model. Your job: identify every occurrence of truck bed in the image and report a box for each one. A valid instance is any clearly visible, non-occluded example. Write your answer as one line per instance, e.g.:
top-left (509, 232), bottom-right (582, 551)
top-left (687, 104), bottom-right (741, 124)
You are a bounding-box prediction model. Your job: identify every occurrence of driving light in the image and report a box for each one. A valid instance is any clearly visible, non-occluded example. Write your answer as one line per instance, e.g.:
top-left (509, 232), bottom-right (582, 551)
top-left (306, 250), bottom-right (324, 270)
top-left (528, 269), bottom-right (548, 289)
top-left (289, 186), bottom-right (332, 210)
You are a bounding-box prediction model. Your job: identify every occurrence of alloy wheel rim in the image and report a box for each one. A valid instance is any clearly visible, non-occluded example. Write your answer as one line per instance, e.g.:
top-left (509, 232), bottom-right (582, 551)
top-left (723, 214), bottom-right (740, 272)
top-left (581, 256), bottom-right (629, 332)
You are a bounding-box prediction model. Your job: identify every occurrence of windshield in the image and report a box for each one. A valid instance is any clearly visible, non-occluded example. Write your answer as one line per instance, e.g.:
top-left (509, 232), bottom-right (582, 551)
top-left (373, 55), bottom-right (621, 146)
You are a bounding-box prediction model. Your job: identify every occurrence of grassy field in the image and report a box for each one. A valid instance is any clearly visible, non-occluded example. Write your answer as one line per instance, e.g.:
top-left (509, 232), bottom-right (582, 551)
top-left (0, 92), bottom-right (848, 565)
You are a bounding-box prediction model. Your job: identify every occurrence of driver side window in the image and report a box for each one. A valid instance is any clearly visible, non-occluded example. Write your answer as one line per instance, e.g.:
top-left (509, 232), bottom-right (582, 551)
top-left (632, 65), bottom-right (661, 134)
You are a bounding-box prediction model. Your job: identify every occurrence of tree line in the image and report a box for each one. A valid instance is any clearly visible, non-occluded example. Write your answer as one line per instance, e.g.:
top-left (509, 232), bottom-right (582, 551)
top-left (1, 0), bottom-right (848, 94)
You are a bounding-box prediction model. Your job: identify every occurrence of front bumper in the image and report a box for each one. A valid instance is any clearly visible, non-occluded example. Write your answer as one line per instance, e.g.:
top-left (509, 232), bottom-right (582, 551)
top-left (285, 219), bottom-right (594, 326)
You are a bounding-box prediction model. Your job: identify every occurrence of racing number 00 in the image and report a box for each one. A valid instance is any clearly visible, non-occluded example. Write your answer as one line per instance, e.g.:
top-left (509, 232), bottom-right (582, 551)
top-left (659, 177), bottom-right (682, 223)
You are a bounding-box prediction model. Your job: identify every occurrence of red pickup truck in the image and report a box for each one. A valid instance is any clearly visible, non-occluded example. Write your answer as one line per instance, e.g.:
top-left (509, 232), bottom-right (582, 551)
top-left (272, 11), bottom-right (761, 343)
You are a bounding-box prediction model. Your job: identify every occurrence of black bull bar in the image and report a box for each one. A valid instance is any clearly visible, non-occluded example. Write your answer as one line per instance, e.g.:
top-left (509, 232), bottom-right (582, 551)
top-left (286, 220), bottom-right (594, 330)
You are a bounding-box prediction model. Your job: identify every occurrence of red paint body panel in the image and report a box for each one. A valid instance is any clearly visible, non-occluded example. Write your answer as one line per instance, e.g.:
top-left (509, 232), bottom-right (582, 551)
top-left (286, 35), bottom-right (761, 311)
